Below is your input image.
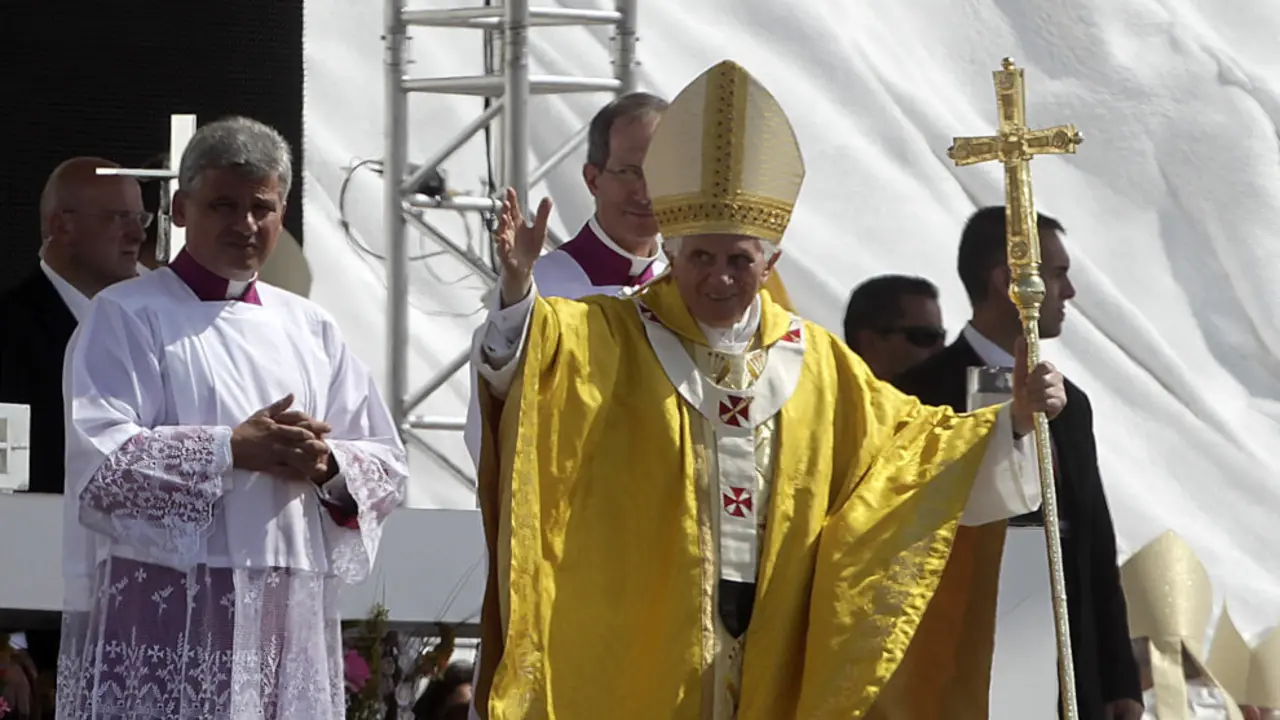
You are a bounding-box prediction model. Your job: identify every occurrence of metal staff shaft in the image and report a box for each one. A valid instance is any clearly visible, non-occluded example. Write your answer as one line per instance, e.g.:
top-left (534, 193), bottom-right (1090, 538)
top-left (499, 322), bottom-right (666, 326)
top-left (950, 57), bottom-right (1084, 719)
top-left (1012, 264), bottom-right (1079, 716)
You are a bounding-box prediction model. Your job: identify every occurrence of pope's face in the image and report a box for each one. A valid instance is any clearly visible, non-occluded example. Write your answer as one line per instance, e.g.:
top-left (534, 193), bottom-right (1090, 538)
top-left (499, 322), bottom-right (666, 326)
top-left (669, 233), bottom-right (778, 328)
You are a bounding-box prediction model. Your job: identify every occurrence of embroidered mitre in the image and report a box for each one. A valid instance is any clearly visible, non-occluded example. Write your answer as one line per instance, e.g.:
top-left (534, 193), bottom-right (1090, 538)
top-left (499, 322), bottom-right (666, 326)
top-left (644, 60), bottom-right (805, 244)
top-left (1121, 530), bottom-right (1247, 719)
top-left (1209, 609), bottom-right (1280, 711)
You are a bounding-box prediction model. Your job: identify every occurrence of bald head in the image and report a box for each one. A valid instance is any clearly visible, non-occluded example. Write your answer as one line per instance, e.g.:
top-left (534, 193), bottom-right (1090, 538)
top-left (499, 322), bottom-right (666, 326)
top-left (40, 157), bottom-right (125, 237)
top-left (40, 156), bottom-right (146, 296)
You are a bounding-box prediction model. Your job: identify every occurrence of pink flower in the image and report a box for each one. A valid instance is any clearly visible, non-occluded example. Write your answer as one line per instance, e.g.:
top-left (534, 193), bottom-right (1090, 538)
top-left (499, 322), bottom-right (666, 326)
top-left (0, 696), bottom-right (10, 718)
top-left (344, 649), bottom-right (371, 693)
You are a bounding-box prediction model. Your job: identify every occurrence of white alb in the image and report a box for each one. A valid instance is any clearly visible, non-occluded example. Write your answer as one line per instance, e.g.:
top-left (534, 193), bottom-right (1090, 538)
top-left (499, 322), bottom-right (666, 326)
top-left (58, 268), bottom-right (408, 719)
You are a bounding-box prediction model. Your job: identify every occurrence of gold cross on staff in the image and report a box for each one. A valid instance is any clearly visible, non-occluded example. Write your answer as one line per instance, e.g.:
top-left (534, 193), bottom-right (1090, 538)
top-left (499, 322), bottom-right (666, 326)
top-left (947, 57), bottom-right (1084, 720)
top-left (948, 57), bottom-right (1082, 267)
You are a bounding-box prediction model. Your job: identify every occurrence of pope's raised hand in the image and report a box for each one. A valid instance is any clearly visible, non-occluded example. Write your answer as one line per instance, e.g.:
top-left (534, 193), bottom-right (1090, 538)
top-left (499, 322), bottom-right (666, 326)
top-left (1010, 335), bottom-right (1067, 437)
top-left (494, 187), bottom-right (553, 305)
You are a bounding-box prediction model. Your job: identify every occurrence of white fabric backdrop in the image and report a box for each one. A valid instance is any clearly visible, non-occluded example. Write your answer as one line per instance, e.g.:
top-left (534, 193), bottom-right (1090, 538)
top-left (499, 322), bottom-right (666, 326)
top-left (302, 0), bottom-right (1280, 654)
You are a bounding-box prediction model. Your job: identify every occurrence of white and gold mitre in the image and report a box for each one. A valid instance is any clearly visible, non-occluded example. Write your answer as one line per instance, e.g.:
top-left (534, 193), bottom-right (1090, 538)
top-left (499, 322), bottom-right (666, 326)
top-left (1210, 610), bottom-right (1280, 709)
top-left (1120, 530), bottom-right (1213, 649)
top-left (1120, 531), bottom-right (1260, 719)
top-left (643, 60), bottom-right (805, 245)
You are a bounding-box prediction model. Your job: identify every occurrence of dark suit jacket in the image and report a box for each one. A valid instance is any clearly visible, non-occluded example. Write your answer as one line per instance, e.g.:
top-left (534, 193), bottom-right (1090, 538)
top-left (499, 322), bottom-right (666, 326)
top-left (0, 270), bottom-right (77, 494)
top-left (893, 334), bottom-right (1141, 719)
top-left (0, 270), bottom-right (78, 674)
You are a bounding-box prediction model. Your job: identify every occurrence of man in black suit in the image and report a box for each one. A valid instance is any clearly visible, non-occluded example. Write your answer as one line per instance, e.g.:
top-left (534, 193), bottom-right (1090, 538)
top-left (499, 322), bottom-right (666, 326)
top-left (894, 207), bottom-right (1142, 719)
top-left (842, 274), bottom-right (947, 380)
top-left (0, 156), bottom-right (146, 698)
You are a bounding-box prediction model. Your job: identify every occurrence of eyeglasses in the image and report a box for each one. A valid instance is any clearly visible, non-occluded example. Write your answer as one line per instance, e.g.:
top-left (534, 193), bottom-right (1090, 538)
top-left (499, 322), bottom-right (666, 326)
top-left (880, 326), bottom-right (946, 349)
top-left (601, 165), bottom-right (646, 185)
top-left (63, 209), bottom-right (155, 229)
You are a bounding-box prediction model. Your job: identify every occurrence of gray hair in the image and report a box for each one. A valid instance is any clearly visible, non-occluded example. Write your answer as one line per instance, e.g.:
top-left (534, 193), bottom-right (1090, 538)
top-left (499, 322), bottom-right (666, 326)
top-left (178, 116), bottom-right (293, 199)
top-left (663, 236), bottom-right (781, 261)
top-left (587, 92), bottom-right (669, 168)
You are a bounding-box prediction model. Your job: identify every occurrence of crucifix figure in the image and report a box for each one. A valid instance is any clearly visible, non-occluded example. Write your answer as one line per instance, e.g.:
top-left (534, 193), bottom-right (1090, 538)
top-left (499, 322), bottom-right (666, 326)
top-left (95, 113), bottom-right (198, 263)
top-left (948, 56), bottom-right (1085, 720)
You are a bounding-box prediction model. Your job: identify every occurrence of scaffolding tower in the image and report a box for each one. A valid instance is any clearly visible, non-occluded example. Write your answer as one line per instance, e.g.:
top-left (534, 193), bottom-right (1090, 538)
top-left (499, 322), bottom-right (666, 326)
top-left (383, 0), bottom-right (637, 480)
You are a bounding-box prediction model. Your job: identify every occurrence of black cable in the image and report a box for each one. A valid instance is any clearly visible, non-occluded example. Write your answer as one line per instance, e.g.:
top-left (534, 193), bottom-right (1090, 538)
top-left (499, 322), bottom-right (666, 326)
top-left (340, 7), bottom-right (500, 271)
top-left (337, 158), bottom-right (438, 262)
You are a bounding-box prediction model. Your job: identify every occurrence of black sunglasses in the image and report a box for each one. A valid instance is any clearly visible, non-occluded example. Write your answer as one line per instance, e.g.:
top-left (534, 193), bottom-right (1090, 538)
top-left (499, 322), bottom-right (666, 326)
top-left (879, 326), bottom-right (946, 349)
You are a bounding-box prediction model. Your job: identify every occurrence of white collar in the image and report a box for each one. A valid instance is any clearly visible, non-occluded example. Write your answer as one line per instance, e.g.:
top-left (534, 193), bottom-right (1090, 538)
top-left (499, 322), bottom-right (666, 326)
top-left (698, 296), bottom-right (762, 354)
top-left (962, 323), bottom-right (1015, 368)
top-left (588, 215), bottom-right (664, 276)
top-left (226, 276), bottom-right (255, 298)
top-left (40, 260), bottom-right (91, 323)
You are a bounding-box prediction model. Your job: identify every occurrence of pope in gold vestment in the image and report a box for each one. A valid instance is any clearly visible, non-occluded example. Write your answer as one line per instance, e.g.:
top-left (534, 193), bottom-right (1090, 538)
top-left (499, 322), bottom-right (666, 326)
top-left (469, 60), bottom-right (1049, 720)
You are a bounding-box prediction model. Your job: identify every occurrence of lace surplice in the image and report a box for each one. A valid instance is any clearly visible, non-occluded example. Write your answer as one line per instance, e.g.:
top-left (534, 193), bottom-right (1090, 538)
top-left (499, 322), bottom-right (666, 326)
top-left (57, 428), bottom-right (405, 720)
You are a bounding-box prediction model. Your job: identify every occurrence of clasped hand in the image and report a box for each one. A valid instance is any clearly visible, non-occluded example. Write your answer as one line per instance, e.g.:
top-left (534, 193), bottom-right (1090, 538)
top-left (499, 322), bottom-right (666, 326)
top-left (1010, 336), bottom-right (1068, 437)
top-left (231, 394), bottom-right (333, 484)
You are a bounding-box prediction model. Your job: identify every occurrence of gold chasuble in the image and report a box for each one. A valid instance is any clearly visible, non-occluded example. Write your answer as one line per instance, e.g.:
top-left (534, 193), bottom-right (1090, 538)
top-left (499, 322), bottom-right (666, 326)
top-left (473, 60), bottom-right (1005, 719)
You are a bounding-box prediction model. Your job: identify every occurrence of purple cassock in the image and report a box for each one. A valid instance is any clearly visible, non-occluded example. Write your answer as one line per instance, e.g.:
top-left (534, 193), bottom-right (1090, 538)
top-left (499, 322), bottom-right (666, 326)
top-left (530, 216), bottom-right (665, 300)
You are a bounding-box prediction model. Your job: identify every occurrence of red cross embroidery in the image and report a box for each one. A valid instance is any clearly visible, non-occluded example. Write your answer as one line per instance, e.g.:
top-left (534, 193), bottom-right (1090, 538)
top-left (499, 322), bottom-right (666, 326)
top-left (718, 394), bottom-right (751, 427)
top-left (781, 327), bottom-right (802, 344)
top-left (723, 487), bottom-right (754, 518)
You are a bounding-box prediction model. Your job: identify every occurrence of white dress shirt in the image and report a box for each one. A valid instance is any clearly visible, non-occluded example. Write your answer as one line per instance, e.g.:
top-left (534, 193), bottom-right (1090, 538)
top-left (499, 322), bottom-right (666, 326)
top-left (963, 322), bottom-right (1015, 368)
top-left (38, 259), bottom-right (151, 323)
top-left (40, 260), bottom-right (91, 323)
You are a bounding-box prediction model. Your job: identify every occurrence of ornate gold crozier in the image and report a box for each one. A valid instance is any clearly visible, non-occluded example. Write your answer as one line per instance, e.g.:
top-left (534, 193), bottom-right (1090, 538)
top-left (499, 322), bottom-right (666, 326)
top-left (948, 57), bottom-right (1084, 720)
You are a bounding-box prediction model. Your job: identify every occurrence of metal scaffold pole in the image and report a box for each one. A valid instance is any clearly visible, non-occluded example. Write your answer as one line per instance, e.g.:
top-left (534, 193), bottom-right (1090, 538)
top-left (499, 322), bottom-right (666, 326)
top-left (504, 0), bottom-right (530, 207)
top-left (385, 0), bottom-right (411, 430)
top-left (382, 0), bottom-right (640, 478)
top-left (615, 0), bottom-right (637, 92)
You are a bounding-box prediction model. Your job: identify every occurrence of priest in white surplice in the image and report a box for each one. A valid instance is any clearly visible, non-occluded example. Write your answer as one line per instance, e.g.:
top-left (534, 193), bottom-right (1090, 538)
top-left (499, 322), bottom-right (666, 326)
top-left (56, 116), bottom-right (408, 720)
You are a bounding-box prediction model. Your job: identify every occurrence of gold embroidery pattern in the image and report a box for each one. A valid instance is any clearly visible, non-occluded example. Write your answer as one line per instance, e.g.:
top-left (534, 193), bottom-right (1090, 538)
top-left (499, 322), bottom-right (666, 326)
top-left (645, 59), bottom-right (804, 246)
top-left (691, 420), bottom-right (719, 720)
top-left (701, 61), bottom-right (739, 201)
top-left (652, 192), bottom-right (793, 245)
top-left (499, 480), bottom-right (548, 717)
top-left (689, 341), bottom-right (780, 720)
top-left (721, 636), bottom-right (746, 718)
top-left (700, 347), bottom-right (768, 386)
top-left (703, 352), bottom-right (731, 385)
top-left (813, 519), bottom-right (959, 718)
